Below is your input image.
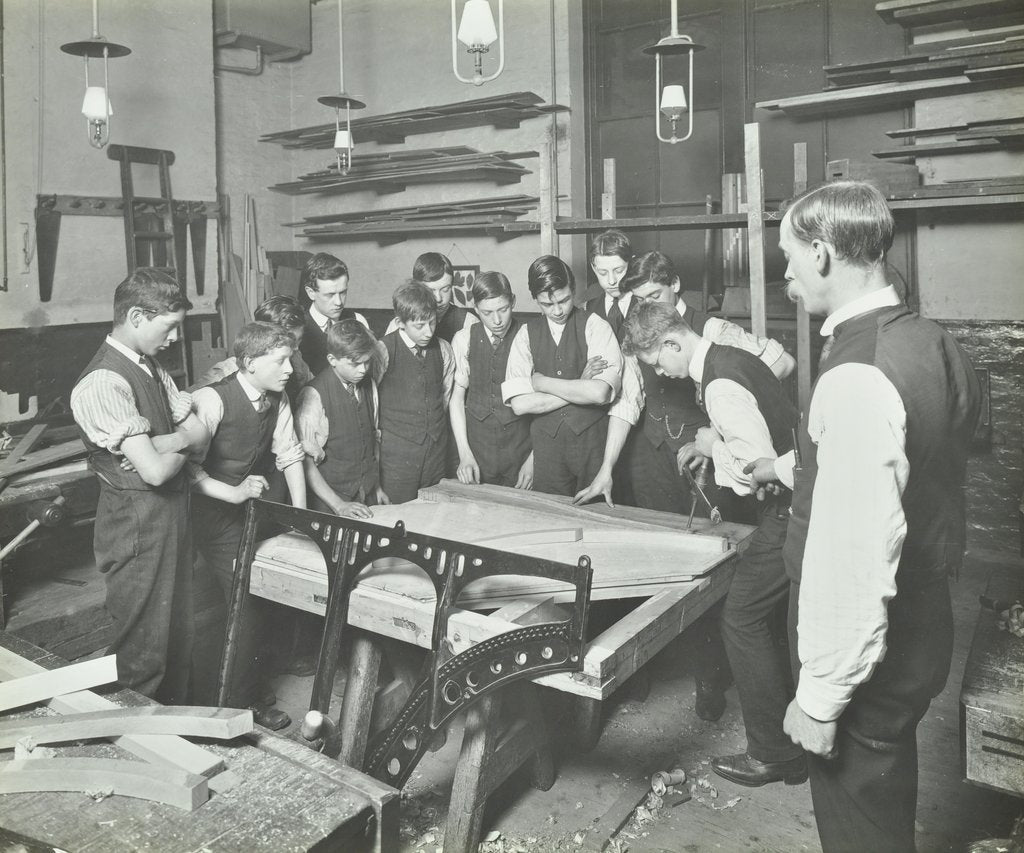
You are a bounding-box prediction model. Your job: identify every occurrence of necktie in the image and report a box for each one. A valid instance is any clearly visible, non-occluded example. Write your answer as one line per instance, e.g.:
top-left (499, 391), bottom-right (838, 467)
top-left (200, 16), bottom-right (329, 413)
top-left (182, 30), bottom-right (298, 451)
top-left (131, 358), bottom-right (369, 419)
top-left (414, 346), bottom-right (425, 361)
top-left (256, 394), bottom-right (271, 413)
top-left (607, 298), bottom-right (623, 336)
top-left (491, 334), bottom-right (503, 351)
top-left (325, 318), bottom-right (336, 332)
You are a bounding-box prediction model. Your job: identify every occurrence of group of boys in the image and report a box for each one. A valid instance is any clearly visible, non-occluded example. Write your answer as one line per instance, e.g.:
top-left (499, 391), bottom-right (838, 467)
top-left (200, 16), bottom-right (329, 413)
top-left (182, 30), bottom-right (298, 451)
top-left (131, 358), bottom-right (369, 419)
top-left (71, 179), bottom-right (978, 853)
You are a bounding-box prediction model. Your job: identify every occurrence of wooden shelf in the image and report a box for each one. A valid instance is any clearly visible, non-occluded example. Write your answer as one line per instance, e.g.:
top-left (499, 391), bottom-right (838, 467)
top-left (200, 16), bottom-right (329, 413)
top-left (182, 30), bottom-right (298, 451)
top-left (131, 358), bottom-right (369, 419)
top-left (875, 0), bottom-right (1024, 28)
top-left (553, 212), bottom-right (757, 234)
top-left (888, 192), bottom-right (1024, 209)
top-left (260, 92), bottom-right (568, 149)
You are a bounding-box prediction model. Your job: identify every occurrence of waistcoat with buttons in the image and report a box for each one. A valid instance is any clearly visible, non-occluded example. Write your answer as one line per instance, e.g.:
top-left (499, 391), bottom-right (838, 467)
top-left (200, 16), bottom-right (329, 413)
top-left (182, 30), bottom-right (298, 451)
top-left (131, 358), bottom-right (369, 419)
top-left (527, 310), bottom-right (608, 438)
top-left (783, 305), bottom-right (980, 584)
top-left (640, 303), bottom-right (710, 450)
top-left (201, 375), bottom-right (278, 486)
top-left (466, 320), bottom-right (523, 427)
top-left (76, 342), bottom-right (184, 492)
top-left (379, 331), bottom-right (446, 445)
top-left (309, 367), bottom-right (379, 498)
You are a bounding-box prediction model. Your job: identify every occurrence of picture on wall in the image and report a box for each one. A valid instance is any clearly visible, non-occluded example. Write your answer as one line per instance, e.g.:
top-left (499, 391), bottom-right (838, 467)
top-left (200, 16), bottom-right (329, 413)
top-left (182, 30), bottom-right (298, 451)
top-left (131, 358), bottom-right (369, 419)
top-left (452, 265), bottom-right (480, 310)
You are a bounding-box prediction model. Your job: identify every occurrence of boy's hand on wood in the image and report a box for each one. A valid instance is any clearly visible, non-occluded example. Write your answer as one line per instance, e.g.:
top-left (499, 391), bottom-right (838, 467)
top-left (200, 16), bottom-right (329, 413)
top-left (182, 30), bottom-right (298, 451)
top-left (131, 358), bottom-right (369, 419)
top-left (458, 455), bottom-right (481, 485)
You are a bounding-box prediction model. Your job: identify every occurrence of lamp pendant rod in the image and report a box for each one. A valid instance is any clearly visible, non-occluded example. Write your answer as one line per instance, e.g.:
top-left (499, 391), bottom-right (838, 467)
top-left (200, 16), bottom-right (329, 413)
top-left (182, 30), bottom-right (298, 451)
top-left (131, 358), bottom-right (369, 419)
top-left (337, 0), bottom-right (344, 92)
top-left (92, 0), bottom-right (99, 39)
top-left (669, 0), bottom-right (679, 38)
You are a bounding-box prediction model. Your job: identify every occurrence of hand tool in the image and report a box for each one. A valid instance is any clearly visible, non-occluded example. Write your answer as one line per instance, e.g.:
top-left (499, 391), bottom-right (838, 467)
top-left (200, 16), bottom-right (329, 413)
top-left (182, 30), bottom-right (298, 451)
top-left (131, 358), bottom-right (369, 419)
top-left (683, 459), bottom-right (722, 528)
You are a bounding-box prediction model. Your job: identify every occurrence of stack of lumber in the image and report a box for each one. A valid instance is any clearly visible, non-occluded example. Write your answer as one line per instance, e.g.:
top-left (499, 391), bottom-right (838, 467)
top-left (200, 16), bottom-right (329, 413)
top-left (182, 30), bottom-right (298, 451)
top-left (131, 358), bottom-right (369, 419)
top-left (872, 116), bottom-right (1024, 158)
top-left (0, 425), bottom-right (85, 497)
top-left (259, 91), bottom-right (568, 148)
top-left (757, 30), bottom-right (1024, 115)
top-left (269, 146), bottom-right (534, 196)
top-left (885, 177), bottom-right (1024, 207)
top-left (0, 650), bottom-right (252, 812)
top-left (875, 0), bottom-right (1024, 28)
top-left (288, 194), bottom-right (540, 243)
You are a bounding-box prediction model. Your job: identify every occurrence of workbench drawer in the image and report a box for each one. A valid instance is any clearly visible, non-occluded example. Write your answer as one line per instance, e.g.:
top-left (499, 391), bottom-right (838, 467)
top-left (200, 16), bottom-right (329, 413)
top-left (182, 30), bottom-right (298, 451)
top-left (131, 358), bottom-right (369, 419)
top-left (962, 702), bottom-right (1024, 796)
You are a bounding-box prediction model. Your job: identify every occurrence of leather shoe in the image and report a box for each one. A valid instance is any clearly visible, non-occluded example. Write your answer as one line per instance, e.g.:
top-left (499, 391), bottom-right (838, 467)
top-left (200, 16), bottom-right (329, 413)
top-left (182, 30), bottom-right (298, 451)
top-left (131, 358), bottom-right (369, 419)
top-left (256, 685), bottom-right (277, 707)
top-left (711, 752), bottom-right (807, 787)
top-left (250, 704), bottom-right (291, 732)
top-left (694, 680), bottom-right (726, 722)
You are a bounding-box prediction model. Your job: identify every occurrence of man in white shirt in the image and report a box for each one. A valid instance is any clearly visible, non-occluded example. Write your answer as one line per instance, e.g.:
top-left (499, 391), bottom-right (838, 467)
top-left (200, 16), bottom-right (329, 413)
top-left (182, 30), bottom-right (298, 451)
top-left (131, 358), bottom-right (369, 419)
top-left (747, 181), bottom-right (980, 852)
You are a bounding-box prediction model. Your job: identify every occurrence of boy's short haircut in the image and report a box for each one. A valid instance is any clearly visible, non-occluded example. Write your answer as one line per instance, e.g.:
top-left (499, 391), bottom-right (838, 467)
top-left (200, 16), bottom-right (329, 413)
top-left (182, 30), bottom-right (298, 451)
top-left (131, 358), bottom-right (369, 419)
top-left (255, 295), bottom-right (305, 330)
top-left (471, 270), bottom-right (513, 303)
top-left (527, 255), bottom-right (574, 299)
top-left (393, 280), bottom-right (438, 323)
top-left (587, 229), bottom-right (632, 265)
top-left (620, 251), bottom-right (678, 295)
top-left (305, 252), bottom-right (349, 288)
top-left (412, 252), bottom-right (454, 284)
top-left (233, 321), bottom-right (296, 365)
top-left (622, 301), bottom-right (688, 357)
top-left (113, 268), bottom-right (190, 325)
top-left (327, 318), bottom-right (378, 362)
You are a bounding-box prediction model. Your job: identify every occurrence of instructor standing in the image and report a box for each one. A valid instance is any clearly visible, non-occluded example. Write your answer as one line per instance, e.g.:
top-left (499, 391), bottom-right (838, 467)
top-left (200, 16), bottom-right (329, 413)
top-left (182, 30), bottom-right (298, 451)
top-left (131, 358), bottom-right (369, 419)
top-left (749, 180), bottom-right (980, 852)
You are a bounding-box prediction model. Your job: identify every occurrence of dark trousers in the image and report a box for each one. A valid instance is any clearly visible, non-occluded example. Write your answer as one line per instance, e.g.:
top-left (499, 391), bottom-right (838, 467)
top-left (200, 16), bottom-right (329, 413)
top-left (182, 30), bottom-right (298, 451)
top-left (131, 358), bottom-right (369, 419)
top-left (789, 575), bottom-right (953, 853)
top-left (95, 483), bottom-right (194, 703)
top-left (467, 415), bottom-right (531, 487)
top-left (532, 418), bottom-right (607, 497)
top-left (193, 495), bottom-right (274, 708)
top-left (380, 429), bottom-right (448, 504)
top-left (721, 505), bottom-right (799, 763)
top-left (624, 432), bottom-right (693, 514)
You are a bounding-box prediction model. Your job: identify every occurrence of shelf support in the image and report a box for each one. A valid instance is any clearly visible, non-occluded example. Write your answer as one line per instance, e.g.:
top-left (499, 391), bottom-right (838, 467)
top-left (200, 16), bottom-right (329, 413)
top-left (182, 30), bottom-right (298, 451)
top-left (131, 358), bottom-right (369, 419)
top-left (743, 123), bottom-right (768, 338)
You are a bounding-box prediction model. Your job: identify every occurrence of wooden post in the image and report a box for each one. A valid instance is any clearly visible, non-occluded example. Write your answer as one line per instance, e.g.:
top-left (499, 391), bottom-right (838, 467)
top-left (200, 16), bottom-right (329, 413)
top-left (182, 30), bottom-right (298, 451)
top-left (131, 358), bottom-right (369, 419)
top-left (743, 123), bottom-right (768, 339)
top-left (601, 158), bottom-right (616, 220)
top-left (793, 143), bottom-right (813, 413)
top-left (539, 141), bottom-right (556, 256)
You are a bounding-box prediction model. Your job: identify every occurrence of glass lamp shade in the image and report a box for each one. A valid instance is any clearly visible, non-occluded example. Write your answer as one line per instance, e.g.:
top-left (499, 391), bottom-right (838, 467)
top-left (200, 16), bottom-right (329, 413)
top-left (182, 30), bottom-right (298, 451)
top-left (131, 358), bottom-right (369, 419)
top-left (457, 0), bottom-right (497, 48)
top-left (333, 129), bottom-right (353, 151)
top-left (82, 85), bottom-right (112, 120)
top-left (660, 84), bottom-right (687, 119)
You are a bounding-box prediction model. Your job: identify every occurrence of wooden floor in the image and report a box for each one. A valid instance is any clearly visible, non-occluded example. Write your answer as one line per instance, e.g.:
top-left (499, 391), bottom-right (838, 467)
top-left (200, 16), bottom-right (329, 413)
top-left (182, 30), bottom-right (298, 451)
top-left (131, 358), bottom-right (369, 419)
top-left (4, 527), bottom-right (1022, 852)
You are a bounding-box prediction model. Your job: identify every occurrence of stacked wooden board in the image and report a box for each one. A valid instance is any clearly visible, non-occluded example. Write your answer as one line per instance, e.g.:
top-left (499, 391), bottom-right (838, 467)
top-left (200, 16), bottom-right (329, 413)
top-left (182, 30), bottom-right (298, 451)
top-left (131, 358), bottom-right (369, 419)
top-left (757, 30), bottom-right (1024, 116)
top-left (287, 194), bottom-right (540, 243)
top-left (872, 116), bottom-right (1024, 159)
top-left (269, 146), bottom-right (534, 197)
top-left (875, 0), bottom-right (1024, 28)
top-left (259, 91), bottom-right (568, 149)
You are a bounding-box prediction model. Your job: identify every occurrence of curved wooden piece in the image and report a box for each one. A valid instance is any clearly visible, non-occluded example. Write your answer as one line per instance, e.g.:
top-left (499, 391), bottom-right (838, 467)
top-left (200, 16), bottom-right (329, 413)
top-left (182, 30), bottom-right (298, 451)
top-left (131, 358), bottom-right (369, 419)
top-left (0, 707), bottom-right (253, 750)
top-left (0, 758), bottom-right (208, 811)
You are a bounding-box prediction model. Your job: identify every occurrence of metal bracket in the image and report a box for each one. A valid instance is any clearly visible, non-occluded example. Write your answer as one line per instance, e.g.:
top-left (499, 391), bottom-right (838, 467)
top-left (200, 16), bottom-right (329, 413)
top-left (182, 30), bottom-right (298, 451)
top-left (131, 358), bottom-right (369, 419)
top-left (218, 500), bottom-right (592, 788)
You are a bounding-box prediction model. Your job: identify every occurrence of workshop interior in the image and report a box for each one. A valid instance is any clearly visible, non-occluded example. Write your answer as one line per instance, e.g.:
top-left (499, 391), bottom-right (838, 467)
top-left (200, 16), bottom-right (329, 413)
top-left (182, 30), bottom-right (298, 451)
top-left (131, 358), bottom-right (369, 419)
top-left (0, 0), bottom-right (1022, 851)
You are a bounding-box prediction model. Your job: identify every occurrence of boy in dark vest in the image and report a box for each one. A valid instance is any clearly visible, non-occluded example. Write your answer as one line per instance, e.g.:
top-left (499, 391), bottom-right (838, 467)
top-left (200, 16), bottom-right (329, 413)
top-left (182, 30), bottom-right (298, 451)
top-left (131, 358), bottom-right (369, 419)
top-left (450, 271), bottom-right (533, 488)
top-left (297, 319), bottom-right (389, 517)
top-left (385, 252), bottom-right (477, 343)
top-left (622, 301), bottom-right (806, 788)
top-left (746, 181), bottom-right (980, 852)
top-left (300, 252), bottom-right (371, 375)
top-left (502, 255), bottom-right (622, 497)
top-left (377, 281), bottom-right (455, 504)
top-left (71, 268), bottom-right (208, 702)
top-left (584, 229), bottom-right (638, 344)
top-left (191, 322), bottom-right (307, 730)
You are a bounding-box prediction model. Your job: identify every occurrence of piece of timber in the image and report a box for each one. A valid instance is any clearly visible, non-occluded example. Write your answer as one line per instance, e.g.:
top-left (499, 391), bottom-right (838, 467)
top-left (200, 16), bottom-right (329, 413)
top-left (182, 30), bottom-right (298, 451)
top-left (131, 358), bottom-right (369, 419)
top-left (0, 425), bottom-right (48, 492)
top-left (0, 655), bottom-right (118, 712)
top-left (0, 646), bottom-right (225, 780)
top-left (0, 439), bottom-right (86, 480)
top-left (0, 757), bottom-right (208, 811)
top-left (0, 707), bottom-right (253, 749)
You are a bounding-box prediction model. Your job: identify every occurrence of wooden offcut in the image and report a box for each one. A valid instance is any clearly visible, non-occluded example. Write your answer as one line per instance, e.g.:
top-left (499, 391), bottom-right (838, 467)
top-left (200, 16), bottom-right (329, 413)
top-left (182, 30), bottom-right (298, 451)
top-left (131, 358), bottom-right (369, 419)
top-left (0, 707), bottom-right (254, 749)
top-left (0, 757), bottom-right (208, 811)
top-left (0, 654), bottom-right (118, 713)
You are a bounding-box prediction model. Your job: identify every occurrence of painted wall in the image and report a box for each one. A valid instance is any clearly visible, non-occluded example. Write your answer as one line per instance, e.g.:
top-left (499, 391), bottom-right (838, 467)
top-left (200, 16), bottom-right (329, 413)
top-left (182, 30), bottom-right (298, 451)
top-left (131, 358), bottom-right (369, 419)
top-left (216, 0), bottom-right (585, 314)
top-left (0, 0), bottom-right (218, 418)
top-left (1, 0), bottom-right (218, 330)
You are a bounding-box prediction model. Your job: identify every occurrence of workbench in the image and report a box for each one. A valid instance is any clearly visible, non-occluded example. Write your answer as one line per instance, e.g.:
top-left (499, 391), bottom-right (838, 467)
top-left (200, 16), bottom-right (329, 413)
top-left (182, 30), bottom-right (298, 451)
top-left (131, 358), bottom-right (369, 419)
top-left (961, 563), bottom-right (1024, 798)
top-left (247, 481), bottom-right (753, 852)
top-left (0, 631), bottom-right (400, 852)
